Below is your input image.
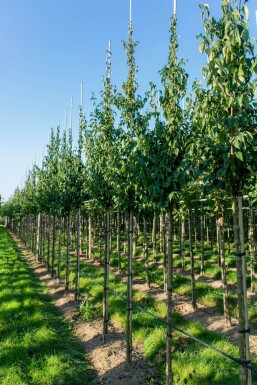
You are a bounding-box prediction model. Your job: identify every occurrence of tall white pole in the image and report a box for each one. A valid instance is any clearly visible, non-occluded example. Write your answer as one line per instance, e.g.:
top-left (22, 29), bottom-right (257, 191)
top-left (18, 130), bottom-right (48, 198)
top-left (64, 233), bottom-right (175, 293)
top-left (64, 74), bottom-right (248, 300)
top-left (80, 82), bottom-right (83, 108)
top-left (108, 40), bottom-right (111, 79)
top-left (130, 0), bottom-right (132, 22)
top-left (70, 97), bottom-right (73, 130)
top-left (174, 0), bottom-right (177, 16)
top-left (65, 108), bottom-right (67, 130)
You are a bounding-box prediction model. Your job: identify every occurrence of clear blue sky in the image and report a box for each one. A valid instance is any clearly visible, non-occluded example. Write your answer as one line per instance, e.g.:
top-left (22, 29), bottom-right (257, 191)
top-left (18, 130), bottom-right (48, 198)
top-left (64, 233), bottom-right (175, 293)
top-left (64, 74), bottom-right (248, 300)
top-left (0, 0), bottom-right (256, 201)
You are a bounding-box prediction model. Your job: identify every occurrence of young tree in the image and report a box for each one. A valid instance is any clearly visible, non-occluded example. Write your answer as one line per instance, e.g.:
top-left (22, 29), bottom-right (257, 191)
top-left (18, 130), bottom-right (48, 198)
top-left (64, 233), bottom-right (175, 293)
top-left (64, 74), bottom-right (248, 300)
top-left (192, 2), bottom-right (257, 383)
top-left (86, 41), bottom-right (117, 339)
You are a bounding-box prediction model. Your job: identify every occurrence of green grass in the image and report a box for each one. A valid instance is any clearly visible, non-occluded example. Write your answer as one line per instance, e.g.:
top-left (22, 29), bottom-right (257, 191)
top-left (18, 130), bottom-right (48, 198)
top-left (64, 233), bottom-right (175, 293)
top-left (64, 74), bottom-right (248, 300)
top-left (63, 258), bottom-right (257, 385)
top-left (0, 225), bottom-right (93, 385)
top-left (41, 229), bottom-right (257, 384)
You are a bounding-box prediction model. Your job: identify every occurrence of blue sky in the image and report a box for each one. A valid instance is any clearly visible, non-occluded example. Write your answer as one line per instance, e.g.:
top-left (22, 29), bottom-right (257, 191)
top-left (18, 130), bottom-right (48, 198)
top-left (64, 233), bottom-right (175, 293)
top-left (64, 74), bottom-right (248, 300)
top-left (0, 0), bottom-right (256, 201)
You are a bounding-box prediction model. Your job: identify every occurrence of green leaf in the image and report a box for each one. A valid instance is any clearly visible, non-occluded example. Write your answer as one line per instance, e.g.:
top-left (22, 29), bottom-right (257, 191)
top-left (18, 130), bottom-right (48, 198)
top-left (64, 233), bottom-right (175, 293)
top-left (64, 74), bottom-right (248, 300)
top-left (199, 42), bottom-right (205, 54)
top-left (242, 5), bottom-right (249, 20)
top-left (238, 64), bottom-right (245, 83)
top-left (235, 151), bottom-right (243, 161)
top-left (241, 29), bottom-right (249, 42)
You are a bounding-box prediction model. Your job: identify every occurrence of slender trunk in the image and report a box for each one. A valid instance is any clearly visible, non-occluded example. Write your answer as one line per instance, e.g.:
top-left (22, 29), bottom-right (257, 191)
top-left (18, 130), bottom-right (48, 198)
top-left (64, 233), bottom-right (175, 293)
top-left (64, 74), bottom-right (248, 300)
top-left (218, 204), bottom-right (231, 328)
top-left (39, 215), bottom-right (43, 262)
top-left (210, 218), bottom-right (214, 252)
top-left (132, 215), bottom-right (137, 258)
top-left (126, 209), bottom-right (133, 364)
top-left (75, 208), bottom-right (81, 301)
top-left (143, 217), bottom-right (150, 289)
top-left (188, 209), bottom-right (197, 310)
top-left (57, 216), bottom-right (62, 282)
top-left (166, 205), bottom-right (173, 385)
top-left (249, 200), bottom-right (255, 294)
top-left (200, 204), bottom-right (204, 277)
top-left (88, 215), bottom-right (92, 259)
top-left (98, 216), bottom-right (103, 265)
top-left (65, 212), bottom-right (71, 291)
top-left (117, 212), bottom-right (121, 273)
top-left (47, 216), bottom-right (51, 271)
top-left (162, 213), bottom-right (167, 293)
top-left (181, 218), bottom-right (186, 273)
top-left (42, 217), bottom-right (46, 264)
top-left (194, 211), bottom-right (197, 251)
top-left (227, 214), bottom-right (231, 255)
top-left (51, 214), bottom-right (56, 277)
top-left (36, 214), bottom-right (41, 262)
top-left (31, 216), bottom-right (35, 253)
top-left (123, 213), bottom-right (127, 255)
top-left (103, 209), bottom-right (110, 340)
top-left (232, 192), bottom-right (251, 385)
top-left (160, 215), bottom-right (163, 253)
top-left (216, 213), bottom-right (221, 265)
top-left (152, 213), bottom-right (157, 263)
top-left (206, 216), bottom-right (209, 244)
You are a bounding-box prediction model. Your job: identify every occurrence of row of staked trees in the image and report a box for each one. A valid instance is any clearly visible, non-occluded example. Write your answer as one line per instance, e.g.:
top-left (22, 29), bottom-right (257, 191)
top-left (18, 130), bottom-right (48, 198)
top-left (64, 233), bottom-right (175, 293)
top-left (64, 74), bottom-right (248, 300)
top-left (3, 1), bottom-right (257, 384)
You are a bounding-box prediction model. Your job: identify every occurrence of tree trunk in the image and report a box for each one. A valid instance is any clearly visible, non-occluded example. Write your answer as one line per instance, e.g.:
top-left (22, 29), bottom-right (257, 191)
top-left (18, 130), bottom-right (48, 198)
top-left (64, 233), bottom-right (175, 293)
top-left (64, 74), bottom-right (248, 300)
top-left (181, 218), bottom-right (186, 273)
top-left (166, 204), bottom-right (173, 385)
top-left (143, 217), bottom-right (150, 289)
top-left (232, 192), bottom-right (251, 385)
top-left (152, 213), bottom-right (157, 264)
top-left (200, 204), bottom-right (204, 277)
top-left (36, 214), bottom-right (41, 262)
top-left (42, 217), bottom-right (46, 264)
top-left (57, 216), bottom-right (62, 282)
top-left (162, 213), bottom-right (167, 293)
top-left (126, 209), bottom-right (133, 364)
top-left (160, 214), bottom-right (163, 253)
top-left (65, 212), bottom-right (71, 291)
top-left (188, 209), bottom-right (197, 310)
top-left (51, 214), bottom-right (56, 277)
top-left (249, 199), bottom-right (255, 294)
top-left (117, 211), bottom-right (121, 273)
top-left (103, 209), bottom-right (110, 340)
top-left (216, 213), bottom-right (221, 265)
top-left (75, 208), bottom-right (81, 301)
top-left (218, 203), bottom-right (231, 328)
top-left (132, 215), bottom-right (137, 258)
top-left (88, 215), bottom-right (92, 259)
top-left (47, 215), bottom-right (51, 271)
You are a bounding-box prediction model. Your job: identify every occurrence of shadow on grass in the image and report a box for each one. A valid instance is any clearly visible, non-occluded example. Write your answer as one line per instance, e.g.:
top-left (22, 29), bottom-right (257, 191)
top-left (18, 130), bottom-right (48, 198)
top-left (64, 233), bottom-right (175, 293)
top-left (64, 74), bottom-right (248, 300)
top-left (0, 226), bottom-right (94, 385)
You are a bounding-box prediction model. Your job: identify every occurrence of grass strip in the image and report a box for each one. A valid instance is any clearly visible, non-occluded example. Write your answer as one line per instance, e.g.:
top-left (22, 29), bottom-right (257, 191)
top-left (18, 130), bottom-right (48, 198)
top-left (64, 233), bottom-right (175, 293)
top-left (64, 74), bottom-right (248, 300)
top-left (0, 225), bottom-right (93, 385)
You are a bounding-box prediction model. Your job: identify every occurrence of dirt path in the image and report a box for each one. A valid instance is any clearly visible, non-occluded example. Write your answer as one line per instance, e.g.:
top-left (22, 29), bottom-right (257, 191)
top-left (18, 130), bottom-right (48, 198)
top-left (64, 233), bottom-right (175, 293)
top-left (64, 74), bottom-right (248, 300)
top-left (12, 235), bottom-right (161, 385)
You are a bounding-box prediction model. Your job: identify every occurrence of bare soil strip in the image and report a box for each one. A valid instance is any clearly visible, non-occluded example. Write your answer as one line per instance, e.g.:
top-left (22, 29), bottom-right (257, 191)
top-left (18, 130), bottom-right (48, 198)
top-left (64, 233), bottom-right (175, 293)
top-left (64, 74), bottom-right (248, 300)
top-left (12, 234), bottom-right (160, 385)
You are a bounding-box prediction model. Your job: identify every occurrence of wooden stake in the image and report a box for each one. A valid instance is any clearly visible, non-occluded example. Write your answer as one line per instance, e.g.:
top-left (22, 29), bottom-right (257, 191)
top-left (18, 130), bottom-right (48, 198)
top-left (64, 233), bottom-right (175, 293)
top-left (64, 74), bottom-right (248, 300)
top-left (166, 205), bottom-right (173, 385)
top-left (126, 209), bottom-right (133, 364)
top-left (103, 209), bottom-right (110, 340)
top-left (75, 207), bottom-right (81, 301)
top-left (237, 193), bottom-right (252, 385)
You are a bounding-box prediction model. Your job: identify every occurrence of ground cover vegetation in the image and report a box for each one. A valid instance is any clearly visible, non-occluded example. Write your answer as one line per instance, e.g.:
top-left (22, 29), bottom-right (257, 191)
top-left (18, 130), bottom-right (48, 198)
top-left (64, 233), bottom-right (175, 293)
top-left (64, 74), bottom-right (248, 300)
top-left (2, 1), bottom-right (257, 384)
top-left (0, 225), bottom-right (93, 385)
